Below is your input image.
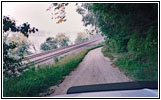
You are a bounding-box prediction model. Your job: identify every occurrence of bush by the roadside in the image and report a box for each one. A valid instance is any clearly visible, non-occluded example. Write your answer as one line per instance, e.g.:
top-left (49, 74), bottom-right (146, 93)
top-left (101, 28), bottom-right (158, 81)
top-left (102, 45), bottom-right (158, 81)
top-left (114, 52), bottom-right (158, 81)
top-left (102, 47), bottom-right (114, 60)
top-left (54, 57), bottom-right (59, 63)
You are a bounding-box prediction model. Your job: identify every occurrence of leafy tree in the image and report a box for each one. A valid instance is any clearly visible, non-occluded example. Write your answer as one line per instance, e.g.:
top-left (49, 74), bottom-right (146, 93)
top-left (6, 33), bottom-right (31, 56)
top-left (55, 33), bottom-right (70, 47)
top-left (41, 33), bottom-right (70, 51)
top-left (40, 37), bottom-right (57, 51)
top-left (3, 16), bottom-right (38, 78)
top-left (3, 16), bottom-right (38, 37)
top-left (79, 3), bottom-right (158, 52)
top-left (75, 32), bottom-right (88, 43)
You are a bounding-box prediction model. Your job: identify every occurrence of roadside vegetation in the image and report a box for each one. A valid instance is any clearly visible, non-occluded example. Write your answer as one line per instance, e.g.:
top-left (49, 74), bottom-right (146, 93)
top-left (3, 16), bottom-right (38, 78)
top-left (79, 3), bottom-right (158, 81)
top-left (3, 44), bottom-right (103, 97)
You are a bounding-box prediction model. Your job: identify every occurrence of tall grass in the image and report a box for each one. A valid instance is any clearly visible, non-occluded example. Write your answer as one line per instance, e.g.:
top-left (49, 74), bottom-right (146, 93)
top-left (102, 46), bottom-right (158, 81)
top-left (3, 44), bottom-right (103, 97)
top-left (114, 53), bottom-right (158, 81)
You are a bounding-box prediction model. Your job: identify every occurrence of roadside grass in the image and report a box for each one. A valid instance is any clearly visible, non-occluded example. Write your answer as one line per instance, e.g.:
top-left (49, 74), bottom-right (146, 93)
top-left (114, 53), bottom-right (158, 81)
top-left (101, 47), bottom-right (158, 81)
top-left (101, 46), bottom-right (115, 61)
top-left (102, 49), bottom-right (114, 60)
top-left (3, 43), bottom-right (103, 97)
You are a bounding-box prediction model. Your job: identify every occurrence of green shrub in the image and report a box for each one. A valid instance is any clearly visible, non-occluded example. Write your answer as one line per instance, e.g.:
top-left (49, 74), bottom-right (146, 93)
top-left (54, 57), bottom-right (59, 63)
top-left (114, 51), bottom-right (158, 81)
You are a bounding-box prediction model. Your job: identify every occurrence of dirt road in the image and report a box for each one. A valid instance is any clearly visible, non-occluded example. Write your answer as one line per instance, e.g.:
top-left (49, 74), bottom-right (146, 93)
top-left (49, 47), bottom-right (131, 96)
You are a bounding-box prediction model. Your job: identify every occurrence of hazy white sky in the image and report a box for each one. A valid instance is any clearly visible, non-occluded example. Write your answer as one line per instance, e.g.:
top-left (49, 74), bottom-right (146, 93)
top-left (2, 2), bottom-right (86, 33)
top-left (2, 2), bottom-right (87, 52)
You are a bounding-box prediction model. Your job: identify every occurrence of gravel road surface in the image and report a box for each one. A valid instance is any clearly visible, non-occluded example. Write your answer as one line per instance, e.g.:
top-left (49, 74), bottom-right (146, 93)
top-left (49, 47), bottom-right (131, 96)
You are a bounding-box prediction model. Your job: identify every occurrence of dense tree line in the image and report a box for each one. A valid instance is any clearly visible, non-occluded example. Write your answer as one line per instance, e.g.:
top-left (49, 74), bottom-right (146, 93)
top-left (81, 3), bottom-right (158, 80)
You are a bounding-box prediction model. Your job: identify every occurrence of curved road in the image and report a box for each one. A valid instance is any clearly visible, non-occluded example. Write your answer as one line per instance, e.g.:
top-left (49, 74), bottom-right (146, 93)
top-left (49, 47), bottom-right (131, 96)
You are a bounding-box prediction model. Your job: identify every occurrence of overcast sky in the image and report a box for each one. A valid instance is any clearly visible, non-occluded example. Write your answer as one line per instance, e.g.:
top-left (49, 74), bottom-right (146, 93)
top-left (2, 2), bottom-right (87, 52)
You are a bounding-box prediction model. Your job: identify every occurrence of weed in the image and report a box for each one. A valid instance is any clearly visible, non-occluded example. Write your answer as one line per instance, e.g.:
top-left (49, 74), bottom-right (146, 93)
top-left (54, 57), bottom-right (59, 63)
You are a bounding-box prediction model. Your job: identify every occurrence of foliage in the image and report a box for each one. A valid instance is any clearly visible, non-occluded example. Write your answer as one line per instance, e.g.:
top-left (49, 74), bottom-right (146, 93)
top-left (54, 57), bottom-right (59, 63)
top-left (3, 44), bottom-right (103, 97)
top-left (56, 33), bottom-right (70, 47)
top-left (3, 16), bottom-right (38, 37)
top-left (114, 50), bottom-right (158, 81)
top-left (76, 4), bottom-right (101, 35)
top-left (40, 37), bottom-right (57, 51)
top-left (3, 41), bottom-right (24, 78)
top-left (101, 38), bottom-right (118, 60)
top-left (3, 16), bottom-right (38, 78)
top-left (6, 33), bottom-right (31, 56)
top-left (75, 32), bottom-right (88, 43)
top-left (46, 3), bottom-right (69, 24)
top-left (40, 33), bottom-right (70, 51)
top-left (102, 47), bottom-right (114, 60)
top-left (81, 3), bottom-right (158, 81)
